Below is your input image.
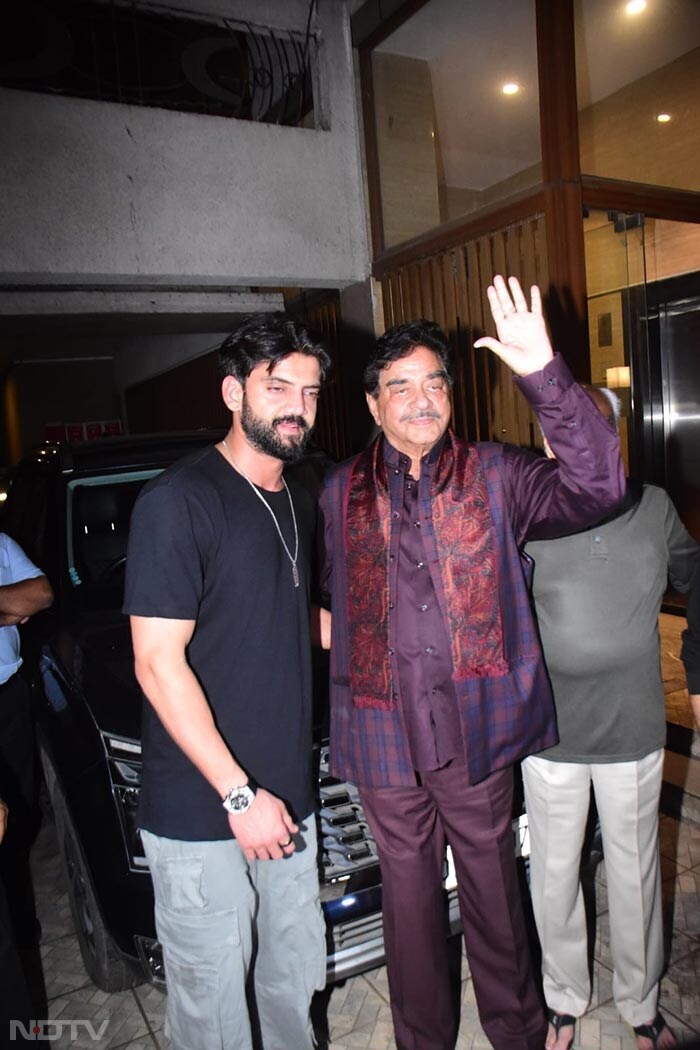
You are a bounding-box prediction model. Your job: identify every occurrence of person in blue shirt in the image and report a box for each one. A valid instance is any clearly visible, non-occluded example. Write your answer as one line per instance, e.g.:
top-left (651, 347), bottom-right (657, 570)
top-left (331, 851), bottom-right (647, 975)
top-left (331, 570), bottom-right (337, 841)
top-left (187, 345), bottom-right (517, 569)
top-left (0, 533), bottom-right (53, 947)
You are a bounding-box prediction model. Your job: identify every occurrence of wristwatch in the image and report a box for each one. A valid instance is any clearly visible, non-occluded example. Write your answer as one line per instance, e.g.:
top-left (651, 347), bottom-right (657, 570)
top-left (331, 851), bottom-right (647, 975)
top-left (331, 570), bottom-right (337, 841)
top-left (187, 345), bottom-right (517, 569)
top-left (222, 778), bottom-right (258, 815)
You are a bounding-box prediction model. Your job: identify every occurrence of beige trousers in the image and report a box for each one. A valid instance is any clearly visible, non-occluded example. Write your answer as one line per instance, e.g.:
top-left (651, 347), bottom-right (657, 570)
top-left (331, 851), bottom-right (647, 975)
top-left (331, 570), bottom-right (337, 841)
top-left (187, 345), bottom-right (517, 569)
top-left (522, 750), bottom-right (665, 1027)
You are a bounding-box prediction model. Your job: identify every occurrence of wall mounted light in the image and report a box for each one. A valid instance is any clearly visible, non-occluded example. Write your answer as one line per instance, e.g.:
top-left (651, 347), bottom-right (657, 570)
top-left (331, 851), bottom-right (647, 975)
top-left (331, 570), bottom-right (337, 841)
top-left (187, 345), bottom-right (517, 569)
top-left (606, 366), bottom-right (631, 389)
top-left (502, 83), bottom-right (520, 96)
top-left (656, 113), bottom-right (671, 123)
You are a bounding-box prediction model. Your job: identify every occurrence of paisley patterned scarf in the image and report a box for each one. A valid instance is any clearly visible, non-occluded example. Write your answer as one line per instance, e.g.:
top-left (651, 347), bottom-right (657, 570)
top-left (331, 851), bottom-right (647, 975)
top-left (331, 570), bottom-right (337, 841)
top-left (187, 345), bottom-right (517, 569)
top-left (345, 432), bottom-right (508, 710)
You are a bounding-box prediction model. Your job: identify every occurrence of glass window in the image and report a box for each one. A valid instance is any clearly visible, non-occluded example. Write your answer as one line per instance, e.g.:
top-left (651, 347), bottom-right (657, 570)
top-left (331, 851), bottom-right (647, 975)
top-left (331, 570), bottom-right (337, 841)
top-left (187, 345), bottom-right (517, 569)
top-left (372, 0), bottom-right (541, 249)
top-left (67, 472), bottom-right (159, 598)
top-left (584, 208), bottom-right (700, 494)
top-left (575, 0), bottom-right (700, 191)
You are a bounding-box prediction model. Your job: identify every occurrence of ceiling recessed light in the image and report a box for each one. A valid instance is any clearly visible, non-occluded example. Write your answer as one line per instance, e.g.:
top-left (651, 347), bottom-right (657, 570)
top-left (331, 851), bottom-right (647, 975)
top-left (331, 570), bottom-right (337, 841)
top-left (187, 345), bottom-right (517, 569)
top-left (502, 82), bottom-right (520, 96)
top-left (656, 113), bottom-right (671, 123)
top-left (625, 0), bottom-right (647, 14)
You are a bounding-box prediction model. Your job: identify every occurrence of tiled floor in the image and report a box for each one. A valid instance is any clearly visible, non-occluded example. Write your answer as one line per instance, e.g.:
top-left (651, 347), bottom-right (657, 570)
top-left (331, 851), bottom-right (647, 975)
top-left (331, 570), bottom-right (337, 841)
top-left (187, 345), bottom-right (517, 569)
top-left (19, 613), bottom-right (700, 1048)
top-left (25, 813), bottom-right (700, 1049)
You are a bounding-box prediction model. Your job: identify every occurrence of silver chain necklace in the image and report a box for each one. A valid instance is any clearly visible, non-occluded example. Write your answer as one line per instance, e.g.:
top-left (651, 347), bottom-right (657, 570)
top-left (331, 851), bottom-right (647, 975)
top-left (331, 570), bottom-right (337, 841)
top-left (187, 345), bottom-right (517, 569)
top-left (221, 436), bottom-right (300, 587)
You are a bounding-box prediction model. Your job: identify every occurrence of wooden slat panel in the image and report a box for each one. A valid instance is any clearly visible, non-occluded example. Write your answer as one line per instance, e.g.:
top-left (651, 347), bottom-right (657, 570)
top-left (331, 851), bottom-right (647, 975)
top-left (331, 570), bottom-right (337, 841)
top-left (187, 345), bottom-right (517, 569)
top-left (534, 214), bottom-right (549, 289)
top-left (517, 219), bottom-right (541, 446)
top-left (505, 223), bottom-right (522, 281)
top-left (521, 218), bottom-right (539, 293)
top-left (382, 275), bottom-right (397, 329)
top-left (441, 252), bottom-right (458, 341)
top-left (399, 268), bottom-right (413, 323)
top-left (470, 240), bottom-right (493, 441)
top-left (502, 223), bottom-right (531, 446)
top-left (419, 259), bottom-right (434, 319)
top-left (374, 211), bottom-right (548, 449)
top-left (491, 230), bottom-right (508, 283)
top-left (408, 262), bottom-right (423, 316)
top-left (372, 187), bottom-right (546, 279)
top-left (447, 248), bottom-right (466, 439)
top-left (430, 255), bottom-right (447, 332)
top-left (390, 272), bottom-right (404, 326)
top-left (494, 227), bottom-right (518, 446)
top-left (454, 245), bottom-right (478, 440)
top-left (427, 256), bottom-right (443, 330)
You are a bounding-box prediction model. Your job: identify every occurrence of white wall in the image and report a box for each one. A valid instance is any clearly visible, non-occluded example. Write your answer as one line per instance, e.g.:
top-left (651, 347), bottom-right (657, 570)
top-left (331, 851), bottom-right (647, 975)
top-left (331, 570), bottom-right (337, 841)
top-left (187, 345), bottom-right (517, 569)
top-left (0, 1), bottom-right (369, 290)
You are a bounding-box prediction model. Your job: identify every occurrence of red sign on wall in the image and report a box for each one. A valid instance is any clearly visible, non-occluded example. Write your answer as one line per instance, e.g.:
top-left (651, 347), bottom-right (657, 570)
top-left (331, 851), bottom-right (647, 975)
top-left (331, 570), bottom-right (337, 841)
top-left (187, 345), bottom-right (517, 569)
top-left (66, 423), bottom-right (86, 443)
top-left (46, 421), bottom-right (123, 444)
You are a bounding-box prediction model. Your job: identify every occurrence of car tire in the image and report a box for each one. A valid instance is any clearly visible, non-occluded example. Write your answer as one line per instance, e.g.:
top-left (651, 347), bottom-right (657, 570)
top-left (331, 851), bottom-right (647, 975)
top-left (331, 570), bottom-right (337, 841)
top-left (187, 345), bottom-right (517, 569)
top-left (52, 790), bottom-right (143, 992)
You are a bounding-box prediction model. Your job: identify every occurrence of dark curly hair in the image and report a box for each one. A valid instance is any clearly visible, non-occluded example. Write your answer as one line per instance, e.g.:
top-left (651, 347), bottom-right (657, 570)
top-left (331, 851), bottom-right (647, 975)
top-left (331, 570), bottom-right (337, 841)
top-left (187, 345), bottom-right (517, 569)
top-left (218, 313), bottom-right (331, 383)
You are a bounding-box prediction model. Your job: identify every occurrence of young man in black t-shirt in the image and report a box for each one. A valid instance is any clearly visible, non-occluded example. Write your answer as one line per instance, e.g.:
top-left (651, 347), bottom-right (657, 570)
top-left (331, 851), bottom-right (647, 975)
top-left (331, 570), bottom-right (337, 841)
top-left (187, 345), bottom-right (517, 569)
top-left (124, 315), bottom-right (331, 1050)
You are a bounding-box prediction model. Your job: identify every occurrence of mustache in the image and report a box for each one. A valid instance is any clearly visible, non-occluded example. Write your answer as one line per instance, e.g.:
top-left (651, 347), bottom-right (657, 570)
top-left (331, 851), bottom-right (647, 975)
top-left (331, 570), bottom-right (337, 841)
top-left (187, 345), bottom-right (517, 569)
top-left (273, 414), bottom-right (309, 432)
top-left (400, 410), bottom-right (441, 422)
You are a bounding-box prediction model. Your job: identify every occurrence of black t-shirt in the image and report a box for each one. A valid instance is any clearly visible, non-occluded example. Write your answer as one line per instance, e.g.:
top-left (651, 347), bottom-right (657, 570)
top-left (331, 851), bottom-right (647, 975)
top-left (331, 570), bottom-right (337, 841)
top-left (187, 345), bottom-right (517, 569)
top-left (123, 445), bottom-right (315, 840)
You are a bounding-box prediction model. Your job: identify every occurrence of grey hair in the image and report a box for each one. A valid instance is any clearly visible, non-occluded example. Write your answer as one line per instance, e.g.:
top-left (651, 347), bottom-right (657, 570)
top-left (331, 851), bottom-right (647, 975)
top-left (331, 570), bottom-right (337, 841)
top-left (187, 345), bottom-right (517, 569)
top-left (593, 386), bottom-right (622, 431)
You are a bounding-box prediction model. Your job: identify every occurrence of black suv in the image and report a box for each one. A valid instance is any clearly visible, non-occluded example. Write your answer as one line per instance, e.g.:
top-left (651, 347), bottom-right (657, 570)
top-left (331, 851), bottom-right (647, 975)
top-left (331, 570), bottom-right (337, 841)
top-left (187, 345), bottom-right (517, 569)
top-left (3, 434), bottom-right (469, 993)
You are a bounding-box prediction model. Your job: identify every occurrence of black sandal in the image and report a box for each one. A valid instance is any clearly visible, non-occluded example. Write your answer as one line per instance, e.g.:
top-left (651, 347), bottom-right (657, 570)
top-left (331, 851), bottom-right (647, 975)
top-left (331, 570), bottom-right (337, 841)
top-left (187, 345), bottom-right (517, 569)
top-left (633, 1012), bottom-right (675, 1049)
top-left (547, 1009), bottom-right (576, 1050)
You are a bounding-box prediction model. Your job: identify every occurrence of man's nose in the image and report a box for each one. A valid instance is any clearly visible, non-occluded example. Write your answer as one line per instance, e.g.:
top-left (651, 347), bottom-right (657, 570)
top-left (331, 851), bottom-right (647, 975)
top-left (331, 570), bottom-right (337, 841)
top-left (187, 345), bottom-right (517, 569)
top-left (412, 387), bottom-right (431, 408)
top-left (286, 388), bottom-right (306, 415)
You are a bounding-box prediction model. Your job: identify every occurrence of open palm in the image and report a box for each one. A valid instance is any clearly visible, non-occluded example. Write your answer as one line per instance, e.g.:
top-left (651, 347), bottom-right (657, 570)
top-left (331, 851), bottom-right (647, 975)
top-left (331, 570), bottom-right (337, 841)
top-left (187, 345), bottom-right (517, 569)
top-left (474, 274), bottom-right (554, 376)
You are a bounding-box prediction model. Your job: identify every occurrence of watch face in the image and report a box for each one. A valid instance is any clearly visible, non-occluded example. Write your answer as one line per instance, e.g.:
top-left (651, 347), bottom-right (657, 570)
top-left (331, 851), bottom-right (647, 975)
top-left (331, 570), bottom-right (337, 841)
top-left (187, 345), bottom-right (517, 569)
top-left (223, 785), bottom-right (254, 813)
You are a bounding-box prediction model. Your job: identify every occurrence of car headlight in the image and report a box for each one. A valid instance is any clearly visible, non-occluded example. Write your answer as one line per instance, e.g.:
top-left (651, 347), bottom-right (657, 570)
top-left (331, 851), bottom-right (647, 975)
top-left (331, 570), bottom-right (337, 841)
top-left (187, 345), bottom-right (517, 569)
top-left (102, 734), bottom-right (147, 870)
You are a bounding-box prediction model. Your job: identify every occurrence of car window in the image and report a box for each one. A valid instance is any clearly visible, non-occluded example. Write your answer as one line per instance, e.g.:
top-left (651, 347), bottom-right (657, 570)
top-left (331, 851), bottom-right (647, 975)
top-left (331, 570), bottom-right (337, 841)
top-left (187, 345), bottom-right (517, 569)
top-left (67, 471), bottom-right (161, 594)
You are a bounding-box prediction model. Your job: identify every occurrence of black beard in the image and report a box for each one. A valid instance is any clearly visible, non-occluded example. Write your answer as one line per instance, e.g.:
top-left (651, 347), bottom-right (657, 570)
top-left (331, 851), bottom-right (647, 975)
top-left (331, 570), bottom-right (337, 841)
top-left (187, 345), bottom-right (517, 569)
top-left (240, 397), bottom-right (311, 464)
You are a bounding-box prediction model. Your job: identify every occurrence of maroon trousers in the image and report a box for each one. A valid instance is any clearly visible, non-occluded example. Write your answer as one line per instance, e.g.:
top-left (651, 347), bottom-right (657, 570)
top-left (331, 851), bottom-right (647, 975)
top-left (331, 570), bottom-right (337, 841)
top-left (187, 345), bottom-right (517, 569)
top-left (360, 762), bottom-right (546, 1050)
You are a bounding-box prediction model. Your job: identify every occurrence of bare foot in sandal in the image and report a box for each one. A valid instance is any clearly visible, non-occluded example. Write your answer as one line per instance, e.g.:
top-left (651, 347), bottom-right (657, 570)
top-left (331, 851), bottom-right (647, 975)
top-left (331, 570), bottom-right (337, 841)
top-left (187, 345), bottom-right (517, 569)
top-left (546, 1009), bottom-right (575, 1050)
top-left (633, 1012), bottom-right (677, 1050)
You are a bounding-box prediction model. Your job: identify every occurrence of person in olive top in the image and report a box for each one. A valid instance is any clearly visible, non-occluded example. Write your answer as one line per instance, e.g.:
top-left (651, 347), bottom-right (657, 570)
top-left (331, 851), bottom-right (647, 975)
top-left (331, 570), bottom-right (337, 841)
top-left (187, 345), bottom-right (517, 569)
top-left (524, 387), bottom-right (699, 1050)
top-left (124, 315), bottom-right (330, 1050)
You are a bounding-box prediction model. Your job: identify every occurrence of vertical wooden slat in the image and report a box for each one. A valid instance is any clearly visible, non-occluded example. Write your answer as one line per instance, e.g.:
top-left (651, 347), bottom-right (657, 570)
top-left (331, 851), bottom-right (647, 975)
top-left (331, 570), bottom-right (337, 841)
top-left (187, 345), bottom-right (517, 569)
top-left (491, 230), bottom-right (508, 282)
top-left (520, 218), bottom-right (538, 293)
top-left (505, 224), bottom-right (522, 281)
top-left (399, 268), bottom-right (412, 324)
top-left (467, 241), bottom-right (489, 440)
top-left (519, 219), bottom-right (542, 445)
top-left (408, 262), bottom-right (423, 317)
top-left (448, 248), bottom-right (467, 439)
top-left (437, 251), bottom-right (459, 436)
top-left (390, 272), bottom-right (404, 327)
top-left (430, 255), bottom-right (447, 332)
top-left (534, 214), bottom-right (549, 293)
top-left (419, 260), bottom-right (435, 320)
top-left (493, 233), bottom-right (511, 456)
top-left (441, 252), bottom-right (458, 341)
top-left (382, 275), bottom-right (396, 329)
top-left (474, 237), bottom-right (498, 439)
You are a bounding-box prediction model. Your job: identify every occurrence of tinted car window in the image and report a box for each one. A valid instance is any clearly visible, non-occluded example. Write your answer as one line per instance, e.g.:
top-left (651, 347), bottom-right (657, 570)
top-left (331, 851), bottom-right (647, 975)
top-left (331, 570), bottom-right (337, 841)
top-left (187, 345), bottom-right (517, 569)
top-left (66, 471), bottom-right (160, 605)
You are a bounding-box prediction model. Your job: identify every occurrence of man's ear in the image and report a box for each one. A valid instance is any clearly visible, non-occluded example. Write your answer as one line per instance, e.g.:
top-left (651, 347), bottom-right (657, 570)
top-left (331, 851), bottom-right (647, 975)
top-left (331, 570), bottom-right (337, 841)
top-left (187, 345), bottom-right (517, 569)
top-left (222, 375), bottom-right (244, 413)
top-left (366, 391), bottom-right (381, 427)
